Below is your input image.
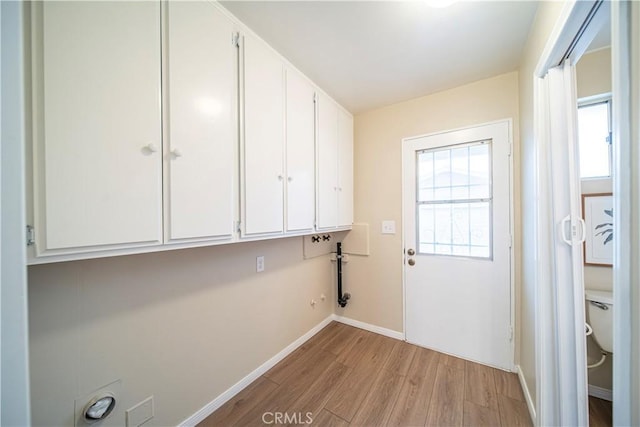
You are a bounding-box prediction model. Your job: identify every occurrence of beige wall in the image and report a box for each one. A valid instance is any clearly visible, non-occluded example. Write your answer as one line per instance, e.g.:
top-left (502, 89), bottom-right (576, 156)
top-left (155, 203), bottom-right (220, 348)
top-left (577, 47), bottom-right (613, 391)
top-left (28, 238), bottom-right (334, 426)
top-left (517, 0), bottom-right (566, 411)
top-left (577, 47), bottom-right (612, 99)
top-left (341, 72), bottom-right (520, 335)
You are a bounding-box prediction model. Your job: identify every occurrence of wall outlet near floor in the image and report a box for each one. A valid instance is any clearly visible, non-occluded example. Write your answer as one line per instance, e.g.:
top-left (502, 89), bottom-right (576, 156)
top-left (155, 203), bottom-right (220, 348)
top-left (256, 255), bottom-right (265, 272)
top-left (126, 396), bottom-right (153, 427)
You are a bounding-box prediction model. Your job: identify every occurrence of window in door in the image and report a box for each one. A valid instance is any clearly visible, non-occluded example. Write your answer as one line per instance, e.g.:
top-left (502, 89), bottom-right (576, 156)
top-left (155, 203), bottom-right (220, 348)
top-left (577, 98), bottom-right (612, 179)
top-left (416, 140), bottom-right (492, 258)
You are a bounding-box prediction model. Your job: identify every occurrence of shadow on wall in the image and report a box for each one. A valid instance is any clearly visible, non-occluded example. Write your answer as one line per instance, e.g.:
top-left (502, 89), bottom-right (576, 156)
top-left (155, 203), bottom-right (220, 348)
top-left (29, 237), bottom-right (311, 327)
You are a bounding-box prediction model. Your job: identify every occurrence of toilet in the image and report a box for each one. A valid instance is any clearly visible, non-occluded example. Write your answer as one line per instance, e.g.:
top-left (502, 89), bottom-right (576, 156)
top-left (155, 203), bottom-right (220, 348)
top-left (585, 289), bottom-right (613, 368)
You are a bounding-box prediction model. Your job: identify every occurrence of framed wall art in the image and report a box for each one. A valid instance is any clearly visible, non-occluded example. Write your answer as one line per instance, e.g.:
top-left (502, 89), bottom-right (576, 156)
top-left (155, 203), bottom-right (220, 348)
top-left (582, 193), bottom-right (613, 266)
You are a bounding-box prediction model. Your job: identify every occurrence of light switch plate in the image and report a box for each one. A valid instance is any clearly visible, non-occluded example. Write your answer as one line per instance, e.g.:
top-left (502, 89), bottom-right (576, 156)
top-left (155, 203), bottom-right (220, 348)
top-left (381, 220), bottom-right (396, 234)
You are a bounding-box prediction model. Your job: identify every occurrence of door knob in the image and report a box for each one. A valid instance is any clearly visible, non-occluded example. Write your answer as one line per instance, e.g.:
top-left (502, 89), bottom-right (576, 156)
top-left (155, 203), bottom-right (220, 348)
top-left (408, 259), bottom-right (416, 266)
top-left (407, 248), bottom-right (415, 256)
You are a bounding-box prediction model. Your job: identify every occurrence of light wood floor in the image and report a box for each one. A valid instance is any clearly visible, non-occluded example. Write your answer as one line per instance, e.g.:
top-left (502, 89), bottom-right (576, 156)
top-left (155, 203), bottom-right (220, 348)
top-left (201, 321), bottom-right (537, 426)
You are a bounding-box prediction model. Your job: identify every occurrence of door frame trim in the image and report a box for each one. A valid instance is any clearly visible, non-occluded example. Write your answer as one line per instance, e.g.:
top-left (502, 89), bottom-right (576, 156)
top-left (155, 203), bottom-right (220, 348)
top-left (400, 118), bottom-right (515, 371)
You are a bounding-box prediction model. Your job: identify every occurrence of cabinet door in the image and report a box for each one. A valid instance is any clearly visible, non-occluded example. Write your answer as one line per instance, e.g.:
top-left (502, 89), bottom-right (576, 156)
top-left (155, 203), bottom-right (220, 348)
top-left (166, 2), bottom-right (235, 241)
top-left (338, 110), bottom-right (354, 227)
top-left (242, 35), bottom-right (285, 235)
top-left (285, 69), bottom-right (315, 232)
top-left (316, 94), bottom-right (339, 230)
top-left (36, 2), bottom-right (162, 251)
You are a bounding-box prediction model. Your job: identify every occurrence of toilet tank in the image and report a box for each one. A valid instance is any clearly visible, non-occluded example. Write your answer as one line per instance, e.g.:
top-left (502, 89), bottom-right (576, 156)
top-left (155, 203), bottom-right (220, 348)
top-left (585, 289), bottom-right (613, 353)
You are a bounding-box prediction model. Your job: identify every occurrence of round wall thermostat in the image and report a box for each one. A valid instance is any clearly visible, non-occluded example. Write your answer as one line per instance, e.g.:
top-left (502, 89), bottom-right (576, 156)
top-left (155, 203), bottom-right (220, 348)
top-left (83, 393), bottom-right (116, 423)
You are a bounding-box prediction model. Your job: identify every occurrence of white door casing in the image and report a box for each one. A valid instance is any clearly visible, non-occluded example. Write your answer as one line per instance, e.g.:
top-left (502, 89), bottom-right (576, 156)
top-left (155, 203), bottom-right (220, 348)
top-left (403, 120), bottom-right (514, 371)
top-left (612, 2), bottom-right (640, 424)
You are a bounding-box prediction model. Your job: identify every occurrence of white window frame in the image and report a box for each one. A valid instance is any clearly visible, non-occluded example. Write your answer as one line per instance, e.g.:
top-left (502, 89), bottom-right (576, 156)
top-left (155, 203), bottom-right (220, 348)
top-left (577, 94), bottom-right (612, 179)
top-left (415, 139), bottom-right (494, 260)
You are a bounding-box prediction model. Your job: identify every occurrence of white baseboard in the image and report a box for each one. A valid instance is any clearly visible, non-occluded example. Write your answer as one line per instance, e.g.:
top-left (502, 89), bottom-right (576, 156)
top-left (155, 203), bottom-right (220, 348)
top-left (588, 384), bottom-right (613, 401)
top-left (332, 314), bottom-right (405, 341)
top-left (516, 365), bottom-right (537, 425)
top-left (178, 315), bottom-right (335, 427)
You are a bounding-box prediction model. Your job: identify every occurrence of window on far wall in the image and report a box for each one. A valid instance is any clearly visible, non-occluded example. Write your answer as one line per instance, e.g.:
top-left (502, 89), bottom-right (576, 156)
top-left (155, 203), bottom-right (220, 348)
top-left (577, 98), bottom-right (612, 179)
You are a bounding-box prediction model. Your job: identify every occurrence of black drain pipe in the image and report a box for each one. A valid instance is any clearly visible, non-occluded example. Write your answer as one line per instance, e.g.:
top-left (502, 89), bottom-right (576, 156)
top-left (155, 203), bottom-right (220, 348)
top-left (337, 242), bottom-right (350, 307)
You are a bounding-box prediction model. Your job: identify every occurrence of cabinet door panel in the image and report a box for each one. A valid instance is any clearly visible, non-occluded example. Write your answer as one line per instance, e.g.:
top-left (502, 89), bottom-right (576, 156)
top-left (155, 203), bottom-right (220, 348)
top-left (243, 36), bottom-right (285, 235)
top-left (40, 2), bottom-right (162, 250)
top-left (338, 110), bottom-right (354, 227)
top-left (166, 2), bottom-right (235, 241)
top-left (316, 94), bottom-right (339, 229)
top-left (285, 69), bottom-right (315, 232)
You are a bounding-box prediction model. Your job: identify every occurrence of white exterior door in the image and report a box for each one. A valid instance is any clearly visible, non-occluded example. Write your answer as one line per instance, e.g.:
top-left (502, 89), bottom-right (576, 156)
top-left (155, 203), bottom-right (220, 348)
top-left (403, 121), bottom-right (513, 370)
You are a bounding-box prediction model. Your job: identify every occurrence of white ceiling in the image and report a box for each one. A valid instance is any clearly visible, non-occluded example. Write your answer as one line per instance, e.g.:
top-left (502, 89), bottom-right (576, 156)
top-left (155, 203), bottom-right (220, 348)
top-left (221, 1), bottom-right (539, 114)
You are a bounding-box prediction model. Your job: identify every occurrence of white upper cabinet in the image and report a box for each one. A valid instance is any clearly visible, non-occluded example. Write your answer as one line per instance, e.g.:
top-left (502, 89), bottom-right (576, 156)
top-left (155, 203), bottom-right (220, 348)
top-left (317, 94), bottom-right (340, 229)
top-left (241, 34), bottom-right (285, 236)
top-left (165, 2), bottom-right (236, 242)
top-left (285, 68), bottom-right (316, 233)
top-left (338, 109), bottom-right (354, 227)
top-left (33, 1), bottom-right (163, 253)
top-left (316, 94), bottom-right (354, 230)
top-left (27, 1), bottom-right (353, 263)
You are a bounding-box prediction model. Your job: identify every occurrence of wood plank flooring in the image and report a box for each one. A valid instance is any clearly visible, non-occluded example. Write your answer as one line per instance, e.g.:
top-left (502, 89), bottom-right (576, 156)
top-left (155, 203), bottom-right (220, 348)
top-left (200, 321), bottom-right (611, 426)
top-left (201, 322), bottom-right (532, 426)
top-left (589, 396), bottom-right (612, 427)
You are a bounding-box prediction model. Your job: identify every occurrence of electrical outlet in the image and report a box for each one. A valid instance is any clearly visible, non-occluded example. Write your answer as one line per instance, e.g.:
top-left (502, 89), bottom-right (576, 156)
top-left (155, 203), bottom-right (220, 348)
top-left (256, 256), bottom-right (265, 272)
